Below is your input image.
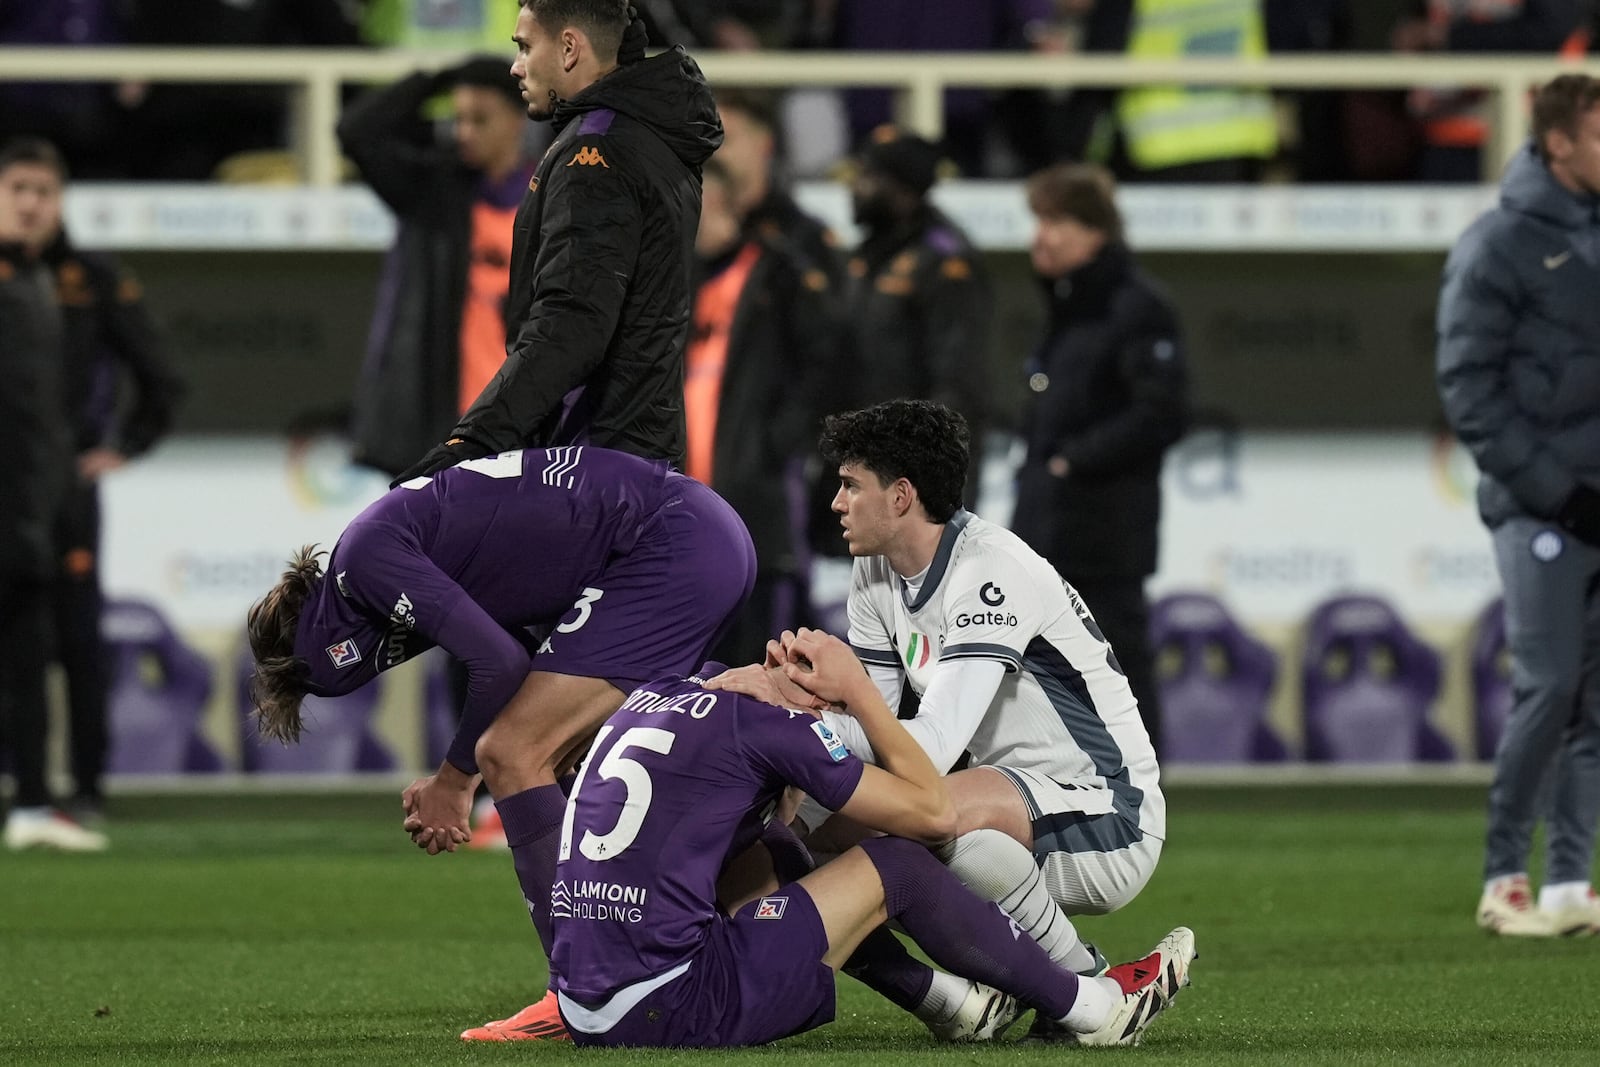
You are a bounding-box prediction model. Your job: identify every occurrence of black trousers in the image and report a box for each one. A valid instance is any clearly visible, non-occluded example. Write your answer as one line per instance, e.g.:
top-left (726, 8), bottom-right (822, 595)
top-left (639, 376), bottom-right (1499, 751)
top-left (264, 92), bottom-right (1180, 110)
top-left (0, 577), bottom-right (53, 809)
top-left (52, 483), bottom-right (109, 801)
top-left (1062, 575), bottom-right (1162, 760)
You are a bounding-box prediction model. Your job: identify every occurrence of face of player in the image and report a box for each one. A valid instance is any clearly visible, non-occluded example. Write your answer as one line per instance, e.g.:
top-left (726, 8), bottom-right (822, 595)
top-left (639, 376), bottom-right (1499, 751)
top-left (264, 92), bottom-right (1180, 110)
top-left (1030, 213), bottom-right (1106, 279)
top-left (696, 176), bottom-right (743, 258)
top-left (0, 161), bottom-right (63, 253)
top-left (451, 86), bottom-right (524, 173)
top-left (831, 462), bottom-right (899, 556)
top-left (512, 8), bottom-right (568, 122)
top-left (715, 107), bottom-right (772, 206)
top-left (1547, 103), bottom-right (1600, 198)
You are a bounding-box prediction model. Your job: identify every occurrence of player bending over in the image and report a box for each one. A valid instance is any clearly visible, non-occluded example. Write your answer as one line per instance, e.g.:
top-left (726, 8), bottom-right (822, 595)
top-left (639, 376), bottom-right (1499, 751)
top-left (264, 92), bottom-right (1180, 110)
top-left (547, 627), bottom-right (1193, 1047)
top-left (246, 445), bottom-right (754, 1037)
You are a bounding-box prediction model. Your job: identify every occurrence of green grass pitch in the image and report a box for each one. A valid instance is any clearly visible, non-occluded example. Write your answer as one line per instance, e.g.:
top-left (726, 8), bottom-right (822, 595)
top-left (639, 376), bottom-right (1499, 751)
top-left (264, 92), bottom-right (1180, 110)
top-left (3, 785), bottom-right (1597, 1066)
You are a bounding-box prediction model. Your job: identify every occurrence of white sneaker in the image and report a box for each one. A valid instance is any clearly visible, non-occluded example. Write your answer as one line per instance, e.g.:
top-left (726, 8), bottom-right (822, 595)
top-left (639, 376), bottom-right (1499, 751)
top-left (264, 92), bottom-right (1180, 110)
top-left (924, 981), bottom-right (1021, 1042)
top-left (3, 807), bottom-right (109, 852)
top-left (1073, 926), bottom-right (1197, 1048)
top-left (1542, 888), bottom-right (1600, 937)
top-left (1477, 876), bottom-right (1554, 938)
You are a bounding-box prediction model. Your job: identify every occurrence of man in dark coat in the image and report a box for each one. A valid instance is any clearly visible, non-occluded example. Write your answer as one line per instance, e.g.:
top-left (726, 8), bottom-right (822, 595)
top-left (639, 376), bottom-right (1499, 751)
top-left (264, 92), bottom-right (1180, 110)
top-left (1438, 74), bottom-right (1600, 938)
top-left (0, 138), bottom-right (106, 852)
top-left (340, 55), bottom-right (538, 477)
top-left (1009, 163), bottom-right (1189, 756)
top-left (395, 1), bottom-right (723, 483)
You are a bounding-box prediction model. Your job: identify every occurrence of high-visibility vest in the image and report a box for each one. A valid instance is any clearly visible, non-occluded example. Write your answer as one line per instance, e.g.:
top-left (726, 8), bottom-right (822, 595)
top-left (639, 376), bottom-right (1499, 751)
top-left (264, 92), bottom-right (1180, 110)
top-left (1115, 0), bottom-right (1278, 171)
top-left (362, 0), bottom-right (518, 50)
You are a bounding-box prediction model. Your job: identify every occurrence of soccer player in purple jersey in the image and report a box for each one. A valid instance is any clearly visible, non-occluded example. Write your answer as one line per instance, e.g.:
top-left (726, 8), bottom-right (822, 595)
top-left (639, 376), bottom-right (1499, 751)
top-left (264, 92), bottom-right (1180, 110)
top-left (245, 445), bottom-right (755, 1036)
top-left (547, 627), bottom-right (1195, 1048)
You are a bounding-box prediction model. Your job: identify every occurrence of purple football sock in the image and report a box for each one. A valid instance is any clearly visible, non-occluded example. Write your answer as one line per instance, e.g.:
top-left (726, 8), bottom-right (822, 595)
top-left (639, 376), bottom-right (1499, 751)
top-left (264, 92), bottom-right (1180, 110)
top-left (843, 926), bottom-right (935, 1013)
top-left (760, 819), bottom-right (816, 883)
top-left (858, 837), bottom-right (1078, 1019)
top-left (496, 784), bottom-right (570, 991)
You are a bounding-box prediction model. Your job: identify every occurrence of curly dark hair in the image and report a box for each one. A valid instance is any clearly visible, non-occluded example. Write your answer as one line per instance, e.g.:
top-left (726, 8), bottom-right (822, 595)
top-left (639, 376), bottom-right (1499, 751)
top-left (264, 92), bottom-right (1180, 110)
top-left (245, 545), bottom-right (324, 743)
top-left (819, 400), bottom-right (970, 523)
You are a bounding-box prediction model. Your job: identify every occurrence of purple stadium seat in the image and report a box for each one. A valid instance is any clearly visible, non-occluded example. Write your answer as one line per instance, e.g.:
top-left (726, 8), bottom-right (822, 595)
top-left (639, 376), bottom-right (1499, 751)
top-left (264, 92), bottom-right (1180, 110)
top-left (1302, 595), bottom-right (1453, 763)
top-left (1471, 598), bottom-right (1511, 761)
top-left (236, 643), bottom-right (393, 773)
top-left (103, 599), bottom-right (222, 774)
top-left (1150, 593), bottom-right (1286, 763)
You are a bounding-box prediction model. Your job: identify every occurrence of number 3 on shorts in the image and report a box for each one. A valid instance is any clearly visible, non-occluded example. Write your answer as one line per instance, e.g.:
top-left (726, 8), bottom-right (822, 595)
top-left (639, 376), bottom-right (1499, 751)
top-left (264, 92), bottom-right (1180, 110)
top-left (557, 587), bottom-right (604, 634)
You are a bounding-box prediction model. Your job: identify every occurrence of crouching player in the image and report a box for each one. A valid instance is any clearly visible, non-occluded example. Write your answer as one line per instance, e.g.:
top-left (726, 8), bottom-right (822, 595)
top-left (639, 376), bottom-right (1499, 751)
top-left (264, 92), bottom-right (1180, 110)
top-left (246, 445), bottom-right (756, 1038)
top-left (549, 627), bottom-right (1195, 1048)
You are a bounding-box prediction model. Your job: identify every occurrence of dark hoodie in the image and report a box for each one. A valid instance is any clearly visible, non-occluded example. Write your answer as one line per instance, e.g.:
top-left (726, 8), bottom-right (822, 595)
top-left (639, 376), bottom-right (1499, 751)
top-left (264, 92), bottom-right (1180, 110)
top-left (1437, 142), bottom-right (1600, 529)
top-left (449, 47), bottom-right (722, 469)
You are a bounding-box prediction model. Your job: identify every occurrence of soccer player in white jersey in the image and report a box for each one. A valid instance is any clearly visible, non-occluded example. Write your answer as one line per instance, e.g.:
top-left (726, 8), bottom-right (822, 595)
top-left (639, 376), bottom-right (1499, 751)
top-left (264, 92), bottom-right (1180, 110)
top-left (775, 399), bottom-right (1170, 1040)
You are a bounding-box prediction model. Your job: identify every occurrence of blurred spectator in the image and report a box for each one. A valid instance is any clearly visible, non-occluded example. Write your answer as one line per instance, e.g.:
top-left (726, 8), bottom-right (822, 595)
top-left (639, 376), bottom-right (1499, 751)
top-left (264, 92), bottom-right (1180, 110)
top-left (713, 88), bottom-right (841, 277)
top-left (1009, 163), bottom-right (1189, 755)
top-left (120, 0), bottom-right (362, 180)
top-left (1437, 74), bottom-right (1600, 936)
top-left (0, 138), bottom-right (106, 852)
top-left (687, 160), bottom-right (837, 663)
top-left (0, 1), bottom-right (128, 179)
top-left (1265, 0), bottom-right (1356, 181)
top-left (24, 141), bottom-right (183, 820)
top-left (808, 127), bottom-right (989, 558)
top-left (338, 57), bottom-right (536, 477)
top-left (1056, 0), bottom-right (1278, 182)
top-left (1392, 1), bottom-right (1587, 182)
top-left (361, 0), bottom-right (517, 49)
top-left (827, 0), bottom-right (1048, 175)
top-left (635, 1), bottom-right (806, 48)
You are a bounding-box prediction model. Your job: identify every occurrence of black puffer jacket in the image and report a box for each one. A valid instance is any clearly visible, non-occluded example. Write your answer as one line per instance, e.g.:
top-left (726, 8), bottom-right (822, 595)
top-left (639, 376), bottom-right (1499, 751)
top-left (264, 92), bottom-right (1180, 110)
top-left (1437, 142), bottom-right (1600, 527)
top-left (1010, 242), bottom-right (1189, 580)
top-left (452, 48), bottom-right (723, 468)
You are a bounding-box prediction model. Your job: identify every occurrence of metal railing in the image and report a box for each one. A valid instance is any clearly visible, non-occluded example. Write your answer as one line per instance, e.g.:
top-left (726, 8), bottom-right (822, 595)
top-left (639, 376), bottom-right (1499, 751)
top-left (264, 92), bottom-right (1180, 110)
top-left (1, 48), bottom-right (1593, 184)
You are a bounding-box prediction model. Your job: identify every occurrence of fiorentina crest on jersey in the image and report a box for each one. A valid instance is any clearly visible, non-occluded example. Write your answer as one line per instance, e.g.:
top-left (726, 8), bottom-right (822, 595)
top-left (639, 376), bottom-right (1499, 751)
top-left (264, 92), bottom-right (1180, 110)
top-left (325, 639), bottom-right (361, 669)
top-left (754, 897), bottom-right (788, 920)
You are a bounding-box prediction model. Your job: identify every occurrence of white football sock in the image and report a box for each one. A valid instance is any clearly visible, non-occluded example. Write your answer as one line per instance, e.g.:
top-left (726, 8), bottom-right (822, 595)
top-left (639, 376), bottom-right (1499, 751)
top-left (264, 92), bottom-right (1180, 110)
top-left (914, 971), bottom-right (973, 1024)
top-left (1485, 873), bottom-right (1527, 896)
top-left (936, 828), bottom-right (1097, 974)
top-left (1059, 975), bottom-right (1120, 1032)
top-left (1539, 881), bottom-right (1592, 911)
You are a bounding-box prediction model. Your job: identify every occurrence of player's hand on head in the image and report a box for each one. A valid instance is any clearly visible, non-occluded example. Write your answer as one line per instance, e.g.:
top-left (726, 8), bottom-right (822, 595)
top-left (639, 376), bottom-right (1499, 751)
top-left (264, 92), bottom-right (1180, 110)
top-left (763, 630), bottom-right (801, 669)
top-left (705, 663), bottom-right (827, 711)
top-left (783, 629), bottom-right (871, 708)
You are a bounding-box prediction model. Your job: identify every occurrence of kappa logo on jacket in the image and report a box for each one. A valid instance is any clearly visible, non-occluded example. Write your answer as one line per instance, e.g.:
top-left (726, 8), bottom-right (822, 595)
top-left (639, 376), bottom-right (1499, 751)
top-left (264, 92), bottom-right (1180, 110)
top-left (567, 146), bottom-right (609, 168)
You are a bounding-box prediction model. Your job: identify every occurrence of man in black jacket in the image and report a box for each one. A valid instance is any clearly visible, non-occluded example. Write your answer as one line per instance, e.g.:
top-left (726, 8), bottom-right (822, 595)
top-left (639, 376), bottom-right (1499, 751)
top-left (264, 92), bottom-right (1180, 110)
top-left (687, 160), bottom-right (837, 664)
top-left (810, 127), bottom-right (989, 559)
top-left (3, 138), bottom-right (185, 819)
top-left (340, 55), bottom-right (539, 477)
top-left (0, 139), bottom-right (106, 852)
top-left (1009, 164), bottom-right (1189, 757)
top-left (1438, 75), bottom-right (1600, 938)
top-left (395, 0), bottom-right (723, 483)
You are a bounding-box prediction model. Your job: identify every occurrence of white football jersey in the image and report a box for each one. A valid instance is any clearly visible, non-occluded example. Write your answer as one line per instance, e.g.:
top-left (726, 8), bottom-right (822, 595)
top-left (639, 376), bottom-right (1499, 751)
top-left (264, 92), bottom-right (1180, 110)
top-left (846, 511), bottom-right (1165, 842)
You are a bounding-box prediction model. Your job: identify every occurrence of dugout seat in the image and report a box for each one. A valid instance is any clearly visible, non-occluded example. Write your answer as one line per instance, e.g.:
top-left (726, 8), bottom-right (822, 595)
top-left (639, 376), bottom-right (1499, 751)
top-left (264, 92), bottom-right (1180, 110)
top-left (103, 599), bottom-right (223, 774)
top-left (1150, 593), bottom-right (1287, 763)
top-left (1301, 594), bottom-right (1453, 763)
top-left (235, 642), bottom-right (394, 773)
top-left (1470, 598), bottom-right (1512, 761)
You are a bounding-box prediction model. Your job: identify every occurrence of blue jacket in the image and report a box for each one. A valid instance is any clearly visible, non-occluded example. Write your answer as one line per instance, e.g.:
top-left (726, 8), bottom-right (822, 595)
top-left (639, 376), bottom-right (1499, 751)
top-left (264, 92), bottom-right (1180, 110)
top-left (1437, 143), bottom-right (1600, 527)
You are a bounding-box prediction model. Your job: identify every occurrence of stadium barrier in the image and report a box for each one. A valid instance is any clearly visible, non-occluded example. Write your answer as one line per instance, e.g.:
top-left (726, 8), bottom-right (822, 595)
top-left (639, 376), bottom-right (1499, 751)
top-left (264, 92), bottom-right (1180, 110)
top-left (2, 48), bottom-right (1596, 183)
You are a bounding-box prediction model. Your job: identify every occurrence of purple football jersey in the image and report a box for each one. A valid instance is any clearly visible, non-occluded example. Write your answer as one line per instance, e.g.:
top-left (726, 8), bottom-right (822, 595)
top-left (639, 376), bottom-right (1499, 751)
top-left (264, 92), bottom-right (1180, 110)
top-left (552, 673), bottom-right (865, 1006)
top-left (291, 447), bottom-right (676, 767)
